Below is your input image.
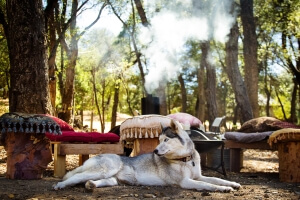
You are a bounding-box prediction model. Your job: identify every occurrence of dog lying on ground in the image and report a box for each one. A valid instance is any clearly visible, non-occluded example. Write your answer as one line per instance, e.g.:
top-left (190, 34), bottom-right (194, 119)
top-left (53, 120), bottom-right (241, 192)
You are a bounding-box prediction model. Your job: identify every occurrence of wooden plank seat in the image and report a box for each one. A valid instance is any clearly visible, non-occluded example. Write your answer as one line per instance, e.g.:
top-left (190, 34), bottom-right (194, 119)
top-left (224, 139), bottom-right (277, 172)
top-left (50, 141), bottom-right (123, 178)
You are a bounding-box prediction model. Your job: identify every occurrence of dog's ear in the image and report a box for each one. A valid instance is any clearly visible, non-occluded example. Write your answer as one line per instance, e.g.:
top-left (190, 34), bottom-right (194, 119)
top-left (170, 119), bottom-right (178, 132)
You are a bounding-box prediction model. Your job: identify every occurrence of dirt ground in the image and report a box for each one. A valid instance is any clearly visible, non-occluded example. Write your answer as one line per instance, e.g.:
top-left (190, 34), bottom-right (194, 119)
top-left (0, 146), bottom-right (299, 200)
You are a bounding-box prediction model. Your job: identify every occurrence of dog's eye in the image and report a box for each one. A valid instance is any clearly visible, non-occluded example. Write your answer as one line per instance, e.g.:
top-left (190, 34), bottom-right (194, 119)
top-left (164, 138), bottom-right (169, 142)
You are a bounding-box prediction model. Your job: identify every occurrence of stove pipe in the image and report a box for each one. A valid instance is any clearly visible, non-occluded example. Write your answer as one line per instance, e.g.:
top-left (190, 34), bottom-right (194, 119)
top-left (141, 94), bottom-right (160, 115)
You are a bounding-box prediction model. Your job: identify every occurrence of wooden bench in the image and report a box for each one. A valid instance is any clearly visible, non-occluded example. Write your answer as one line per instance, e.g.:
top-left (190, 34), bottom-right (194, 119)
top-left (224, 139), bottom-right (277, 172)
top-left (51, 142), bottom-right (124, 178)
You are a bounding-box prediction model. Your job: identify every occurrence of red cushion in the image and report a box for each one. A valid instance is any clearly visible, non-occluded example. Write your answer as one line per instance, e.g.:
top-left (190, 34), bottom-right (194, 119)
top-left (46, 131), bottom-right (120, 143)
top-left (42, 114), bottom-right (74, 132)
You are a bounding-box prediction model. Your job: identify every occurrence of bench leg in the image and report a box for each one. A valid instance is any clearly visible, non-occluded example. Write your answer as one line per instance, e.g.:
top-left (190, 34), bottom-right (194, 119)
top-left (229, 148), bottom-right (243, 172)
top-left (53, 143), bottom-right (66, 178)
top-left (131, 138), bottom-right (159, 156)
top-left (79, 154), bottom-right (89, 166)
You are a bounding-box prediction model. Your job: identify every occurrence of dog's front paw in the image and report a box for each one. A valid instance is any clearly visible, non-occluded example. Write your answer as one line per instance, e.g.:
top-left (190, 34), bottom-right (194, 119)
top-left (53, 182), bottom-right (65, 190)
top-left (231, 182), bottom-right (241, 190)
top-left (217, 186), bottom-right (234, 193)
top-left (85, 180), bottom-right (96, 191)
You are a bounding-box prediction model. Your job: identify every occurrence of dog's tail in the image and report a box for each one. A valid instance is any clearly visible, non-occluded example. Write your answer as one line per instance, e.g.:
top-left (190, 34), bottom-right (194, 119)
top-left (62, 165), bottom-right (84, 181)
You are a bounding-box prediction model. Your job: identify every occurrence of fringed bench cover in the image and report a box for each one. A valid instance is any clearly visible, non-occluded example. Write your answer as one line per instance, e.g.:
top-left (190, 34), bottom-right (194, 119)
top-left (120, 115), bottom-right (172, 141)
top-left (268, 128), bottom-right (300, 147)
top-left (0, 112), bottom-right (61, 144)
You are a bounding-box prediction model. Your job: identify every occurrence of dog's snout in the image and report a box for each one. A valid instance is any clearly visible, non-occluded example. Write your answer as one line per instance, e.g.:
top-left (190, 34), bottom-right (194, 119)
top-left (153, 149), bottom-right (158, 154)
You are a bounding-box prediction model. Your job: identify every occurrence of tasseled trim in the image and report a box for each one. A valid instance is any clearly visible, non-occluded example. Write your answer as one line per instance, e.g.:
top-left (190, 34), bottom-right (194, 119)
top-left (268, 128), bottom-right (300, 147)
top-left (120, 126), bottom-right (167, 140)
top-left (119, 115), bottom-right (178, 141)
top-left (139, 128), bottom-right (142, 138)
top-left (0, 112), bottom-right (63, 141)
top-left (127, 130), bottom-right (130, 138)
top-left (150, 128), bottom-right (154, 138)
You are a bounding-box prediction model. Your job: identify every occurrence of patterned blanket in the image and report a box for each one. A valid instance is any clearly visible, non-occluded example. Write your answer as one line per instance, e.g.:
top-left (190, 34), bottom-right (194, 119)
top-left (0, 112), bottom-right (62, 144)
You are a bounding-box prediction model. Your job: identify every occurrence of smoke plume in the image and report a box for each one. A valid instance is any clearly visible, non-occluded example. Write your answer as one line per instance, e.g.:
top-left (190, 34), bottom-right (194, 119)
top-left (139, 0), bottom-right (235, 93)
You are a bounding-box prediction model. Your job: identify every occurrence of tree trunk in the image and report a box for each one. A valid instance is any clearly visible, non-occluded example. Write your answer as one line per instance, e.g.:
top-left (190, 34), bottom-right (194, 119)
top-left (201, 41), bottom-right (217, 125)
top-left (124, 81), bottom-right (135, 116)
top-left (91, 67), bottom-right (104, 132)
top-left (60, 0), bottom-right (78, 123)
top-left (290, 78), bottom-right (297, 123)
top-left (240, 0), bottom-right (259, 118)
top-left (111, 80), bottom-right (120, 129)
top-left (263, 61), bottom-right (271, 117)
top-left (6, 0), bottom-right (52, 114)
top-left (100, 79), bottom-right (106, 133)
top-left (225, 21), bottom-right (253, 123)
top-left (47, 0), bottom-right (58, 115)
top-left (281, 34), bottom-right (300, 123)
top-left (275, 89), bottom-right (288, 121)
top-left (196, 63), bottom-right (206, 121)
top-left (133, 0), bottom-right (149, 27)
top-left (178, 74), bottom-right (187, 113)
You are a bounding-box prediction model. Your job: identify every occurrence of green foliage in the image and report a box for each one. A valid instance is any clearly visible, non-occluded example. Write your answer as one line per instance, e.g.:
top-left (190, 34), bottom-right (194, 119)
top-left (77, 28), bottom-right (142, 119)
top-left (0, 0), bottom-right (299, 126)
top-left (254, 0), bottom-right (299, 122)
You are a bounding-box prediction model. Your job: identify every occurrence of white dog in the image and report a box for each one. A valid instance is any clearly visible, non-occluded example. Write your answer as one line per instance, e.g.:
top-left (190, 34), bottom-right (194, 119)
top-left (53, 120), bottom-right (241, 192)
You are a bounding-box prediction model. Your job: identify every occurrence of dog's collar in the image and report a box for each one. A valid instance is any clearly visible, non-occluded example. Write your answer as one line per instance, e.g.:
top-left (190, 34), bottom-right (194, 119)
top-left (173, 155), bottom-right (195, 166)
top-left (178, 155), bottom-right (193, 162)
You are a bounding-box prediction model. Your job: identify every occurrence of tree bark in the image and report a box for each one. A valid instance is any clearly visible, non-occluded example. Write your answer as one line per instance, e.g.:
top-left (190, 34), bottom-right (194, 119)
top-left (201, 41), bottom-right (217, 125)
top-left (196, 63), bottom-right (206, 121)
top-left (264, 67), bottom-right (271, 117)
top-left (225, 21), bottom-right (253, 123)
top-left (6, 0), bottom-right (52, 114)
top-left (178, 74), bottom-right (187, 113)
top-left (111, 79), bottom-right (120, 129)
top-left (133, 0), bottom-right (149, 27)
top-left (124, 81), bottom-right (135, 116)
top-left (47, 0), bottom-right (58, 114)
top-left (240, 0), bottom-right (259, 118)
top-left (290, 78), bottom-right (297, 123)
top-left (59, 0), bottom-right (78, 123)
top-left (275, 89), bottom-right (287, 121)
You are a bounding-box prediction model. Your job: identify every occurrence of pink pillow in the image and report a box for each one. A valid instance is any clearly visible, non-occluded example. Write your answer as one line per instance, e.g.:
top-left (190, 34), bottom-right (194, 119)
top-left (167, 113), bottom-right (202, 127)
top-left (46, 131), bottom-right (120, 143)
top-left (42, 114), bottom-right (74, 132)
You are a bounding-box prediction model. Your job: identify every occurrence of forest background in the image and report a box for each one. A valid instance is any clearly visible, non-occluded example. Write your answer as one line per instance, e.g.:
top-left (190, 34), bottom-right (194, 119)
top-left (0, 0), bottom-right (299, 132)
